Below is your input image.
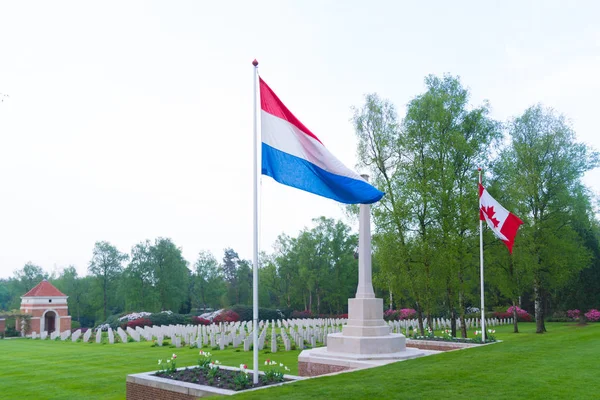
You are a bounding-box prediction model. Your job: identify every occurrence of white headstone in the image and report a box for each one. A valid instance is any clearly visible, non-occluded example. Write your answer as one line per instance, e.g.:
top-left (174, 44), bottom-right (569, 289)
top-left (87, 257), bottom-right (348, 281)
top-left (108, 328), bottom-right (114, 344)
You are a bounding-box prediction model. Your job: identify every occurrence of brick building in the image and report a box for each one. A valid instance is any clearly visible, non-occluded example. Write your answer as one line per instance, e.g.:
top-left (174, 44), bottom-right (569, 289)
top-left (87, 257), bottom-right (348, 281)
top-left (19, 280), bottom-right (71, 335)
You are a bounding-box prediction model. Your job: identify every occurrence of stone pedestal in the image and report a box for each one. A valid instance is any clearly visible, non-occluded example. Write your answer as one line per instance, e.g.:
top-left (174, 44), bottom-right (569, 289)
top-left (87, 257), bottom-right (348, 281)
top-left (327, 298), bottom-right (406, 354)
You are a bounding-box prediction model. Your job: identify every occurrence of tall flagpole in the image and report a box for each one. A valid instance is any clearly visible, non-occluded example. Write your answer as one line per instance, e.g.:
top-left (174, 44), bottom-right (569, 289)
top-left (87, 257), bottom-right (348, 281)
top-left (252, 59), bottom-right (259, 384)
top-left (478, 168), bottom-right (486, 343)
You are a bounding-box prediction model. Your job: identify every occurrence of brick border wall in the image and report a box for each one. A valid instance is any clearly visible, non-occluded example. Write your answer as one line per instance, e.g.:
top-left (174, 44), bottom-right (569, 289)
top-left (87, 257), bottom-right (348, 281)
top-left (298, 361), bottom-right (352, 377)
top-left (126, 382), bottom-right (198, 400)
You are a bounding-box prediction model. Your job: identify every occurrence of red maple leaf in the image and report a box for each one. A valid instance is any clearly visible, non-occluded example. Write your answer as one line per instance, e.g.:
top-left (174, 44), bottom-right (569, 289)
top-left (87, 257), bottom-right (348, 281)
top-left (481, 205), bottom-right (500, 228)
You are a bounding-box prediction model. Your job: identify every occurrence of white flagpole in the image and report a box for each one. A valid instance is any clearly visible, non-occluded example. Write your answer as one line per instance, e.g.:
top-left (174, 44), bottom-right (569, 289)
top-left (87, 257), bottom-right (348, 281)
top-left (252, 59), bottom-right (259, 384)
top-left (479, 168), bottom-right (486, 343)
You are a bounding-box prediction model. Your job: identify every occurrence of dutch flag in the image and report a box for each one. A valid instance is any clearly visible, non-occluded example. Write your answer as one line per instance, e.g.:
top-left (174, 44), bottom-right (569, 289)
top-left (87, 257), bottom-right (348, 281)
top-left (259, 77), bottom-right (384, 204)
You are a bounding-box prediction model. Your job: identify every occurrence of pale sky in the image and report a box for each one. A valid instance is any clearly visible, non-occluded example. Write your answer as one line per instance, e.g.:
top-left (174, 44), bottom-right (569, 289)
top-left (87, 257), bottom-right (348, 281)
top-left (1, 1), bottom-right (599, 279)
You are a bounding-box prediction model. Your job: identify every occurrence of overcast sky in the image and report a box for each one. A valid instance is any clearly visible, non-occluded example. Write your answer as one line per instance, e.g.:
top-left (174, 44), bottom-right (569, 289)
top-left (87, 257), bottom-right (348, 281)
top-left (1, 1), bottom-right (599, 279)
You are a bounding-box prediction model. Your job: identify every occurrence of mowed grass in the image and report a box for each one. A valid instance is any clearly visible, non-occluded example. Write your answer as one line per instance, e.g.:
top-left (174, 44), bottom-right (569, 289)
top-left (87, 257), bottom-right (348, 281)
top-left (0, 338), bottom-right (302, 400)
top-left (1, 323), bottom-right (598, 399)
top-left (235, 323), bottom-right (600, 400)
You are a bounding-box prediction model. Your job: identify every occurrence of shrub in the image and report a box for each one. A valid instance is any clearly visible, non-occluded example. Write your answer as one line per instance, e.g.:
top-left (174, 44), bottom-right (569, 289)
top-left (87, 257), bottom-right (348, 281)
top-left (213, 310), bottom-right (240, 323)
top-left (192, 317), bottom-right (211, 325)
top-left (507, 306), bottom-right (532, 322)
top-left (384, 309), bottom-right (399, 321)
top-left (229, 305), bottom-right (289, 322)
top-left (492, 312), bottom-right (512, 319)
top-left (398, 308), bottom-right (417, 320)
top-left (384, 308), bottom-right (416, 321)
top-left (337, 313), bottom-right (348, 319)
top-left (149, 312), bottom-right (187, 327)
top-left (291, 310), bottom-right (313, 319)
top-left (126, 318), bottom-right (152, 329)
top-left (567, 309), bottom-right (581, 320)
top-left (71, 320), bottom-right (81, 330)
top-left (584, 309), bottom-right (600, 322)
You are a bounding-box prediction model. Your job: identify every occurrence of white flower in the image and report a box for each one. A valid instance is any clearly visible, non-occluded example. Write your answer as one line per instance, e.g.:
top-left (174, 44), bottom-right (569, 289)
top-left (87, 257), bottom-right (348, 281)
top-left (158, 359), bottom-right (162, 365)
top-left (280, 363), bottom-right (284, 367)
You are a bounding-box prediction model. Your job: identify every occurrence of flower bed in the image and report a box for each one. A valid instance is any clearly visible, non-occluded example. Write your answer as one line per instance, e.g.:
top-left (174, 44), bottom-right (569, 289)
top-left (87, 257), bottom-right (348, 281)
top-left (127, 368), bottom-right (302, 399)
top-left (136, 352), bottom-right (299, 396)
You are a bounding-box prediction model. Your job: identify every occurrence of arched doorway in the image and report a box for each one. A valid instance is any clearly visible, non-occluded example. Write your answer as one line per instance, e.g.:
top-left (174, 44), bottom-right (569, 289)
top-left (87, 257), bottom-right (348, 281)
top-left (44, 311), bottom-right (57, 333)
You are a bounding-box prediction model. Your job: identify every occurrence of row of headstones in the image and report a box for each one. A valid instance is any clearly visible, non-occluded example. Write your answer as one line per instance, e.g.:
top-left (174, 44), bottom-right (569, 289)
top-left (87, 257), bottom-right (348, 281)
top-left (27, 318), bottom-right (348, 349)
top-left (387, 317), bottom-right (514, 334)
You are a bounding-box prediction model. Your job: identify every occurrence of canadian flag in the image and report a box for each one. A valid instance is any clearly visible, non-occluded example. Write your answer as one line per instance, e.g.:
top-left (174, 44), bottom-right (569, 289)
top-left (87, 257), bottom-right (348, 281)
top-left (479, 183), bottom-right (524, 253)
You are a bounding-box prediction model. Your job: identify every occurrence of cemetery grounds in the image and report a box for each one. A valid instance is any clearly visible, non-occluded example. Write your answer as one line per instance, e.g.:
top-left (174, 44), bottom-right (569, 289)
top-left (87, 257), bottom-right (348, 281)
top-left (0, 322), bottom-right (598, 399)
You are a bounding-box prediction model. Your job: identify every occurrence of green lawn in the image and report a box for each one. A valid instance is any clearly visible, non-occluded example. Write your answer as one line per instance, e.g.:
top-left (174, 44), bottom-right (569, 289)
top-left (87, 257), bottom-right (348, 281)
top-left (1, 323), bottom-right (598, 399)
top-left (235, 323), bottom-right (600, 400)
top-left (0, 337), bottom-right (302, 399)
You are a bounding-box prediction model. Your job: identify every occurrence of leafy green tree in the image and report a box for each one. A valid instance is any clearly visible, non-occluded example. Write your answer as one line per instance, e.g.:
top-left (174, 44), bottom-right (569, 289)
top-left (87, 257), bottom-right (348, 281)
top-left (495, 105), bottom-right (598, 333)
top-left (149, 238), bottom-right (189, 312)
top-left (53, 266), bottom-right (85, 325)
top-left (222, 248), bottom-right (241, 305)
top-left (354, 76), bottom-right (500, 336)
top-left (14, 262), bottom-right (48, 293)
top-left (88, 241), bottom-right (128, 320)
top-left (193, 250), bottom-right (226, 311)
top-left (124, 240), bottom-right (157, 311)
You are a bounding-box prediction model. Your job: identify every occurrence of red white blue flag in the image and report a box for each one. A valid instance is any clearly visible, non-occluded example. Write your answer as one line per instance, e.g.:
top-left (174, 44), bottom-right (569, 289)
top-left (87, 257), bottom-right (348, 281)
top-left (259, 77), bottom-right (384, 204)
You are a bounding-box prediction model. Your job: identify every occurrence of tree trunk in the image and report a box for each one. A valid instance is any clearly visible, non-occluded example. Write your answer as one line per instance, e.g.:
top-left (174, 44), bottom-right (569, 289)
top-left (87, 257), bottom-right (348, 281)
top-left (447, 283), bottom-right (456, 337)
top-left (308, 291), bottom-right (313, 314)
top-left (389, 287), bottom-right (393, 310)
top-left (459, 290), bottom-right (467, 338)
top-left (534, 279), bottom-right (546, 333)
top-left (103, 279), bottom-right (108, 320)
top-left (416, 304), bottom-right (425, 336)
top-left (512, 299), bottom-right (519, 333)
top-left (316, 289), bottom-right (321, 315)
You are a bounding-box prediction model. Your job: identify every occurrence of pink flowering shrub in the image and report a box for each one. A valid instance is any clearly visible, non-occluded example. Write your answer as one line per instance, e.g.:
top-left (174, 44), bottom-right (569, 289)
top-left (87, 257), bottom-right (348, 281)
top-left (584, 309), bottom-right (600, 322)
top-left (192, 316), bottom-right (212, 325)
top-left (507, 306), bottom-right (533, 322)
top-left (399, 308), bottom-right (417, 320)
top-left (126, 318), bottom-right (152, 329)
top-left (384, 308), bottom-right (417, 321)
top-left (383, 309), bottom-right (399, 321)
top-left (566, 309), bottom-right (581, 320)
top-left (213, 310), bottom-right (240, 323)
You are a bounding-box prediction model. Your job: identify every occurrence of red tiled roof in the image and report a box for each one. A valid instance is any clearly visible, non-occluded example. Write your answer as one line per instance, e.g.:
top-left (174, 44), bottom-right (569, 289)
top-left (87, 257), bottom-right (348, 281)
top-left (22, 280), bottom-right (66, 297)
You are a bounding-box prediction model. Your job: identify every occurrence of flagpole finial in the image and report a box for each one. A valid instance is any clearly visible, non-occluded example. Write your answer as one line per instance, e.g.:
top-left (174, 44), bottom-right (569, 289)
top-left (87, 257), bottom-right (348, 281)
top-left (360, 174), bottom-right (370, 182)
top-left (252, 59), bottom-right (259, 67)
top-left (478, 167), bottom-right (482, 171)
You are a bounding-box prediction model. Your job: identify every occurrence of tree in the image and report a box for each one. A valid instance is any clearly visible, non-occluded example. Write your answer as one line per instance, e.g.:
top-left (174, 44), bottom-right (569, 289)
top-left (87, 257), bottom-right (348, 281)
top-left (124, 240), bottom-right (156, 311)
top-left (222, 248), bottom-right (241, 305)
top-left (353, 76), bottom-right (500, 336)
top-left (193, 250), bottom-right (225, 311)
top-left (149, 238), bottom-right (189, 312)
top-left (496, 105), bottom-right (598, 333)
top-left (14, 262), bottom-right (47, 293)
top-left (88, 241), bottom-right (128, 320)
top-left (53, 266), bottom-right (85, 324)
